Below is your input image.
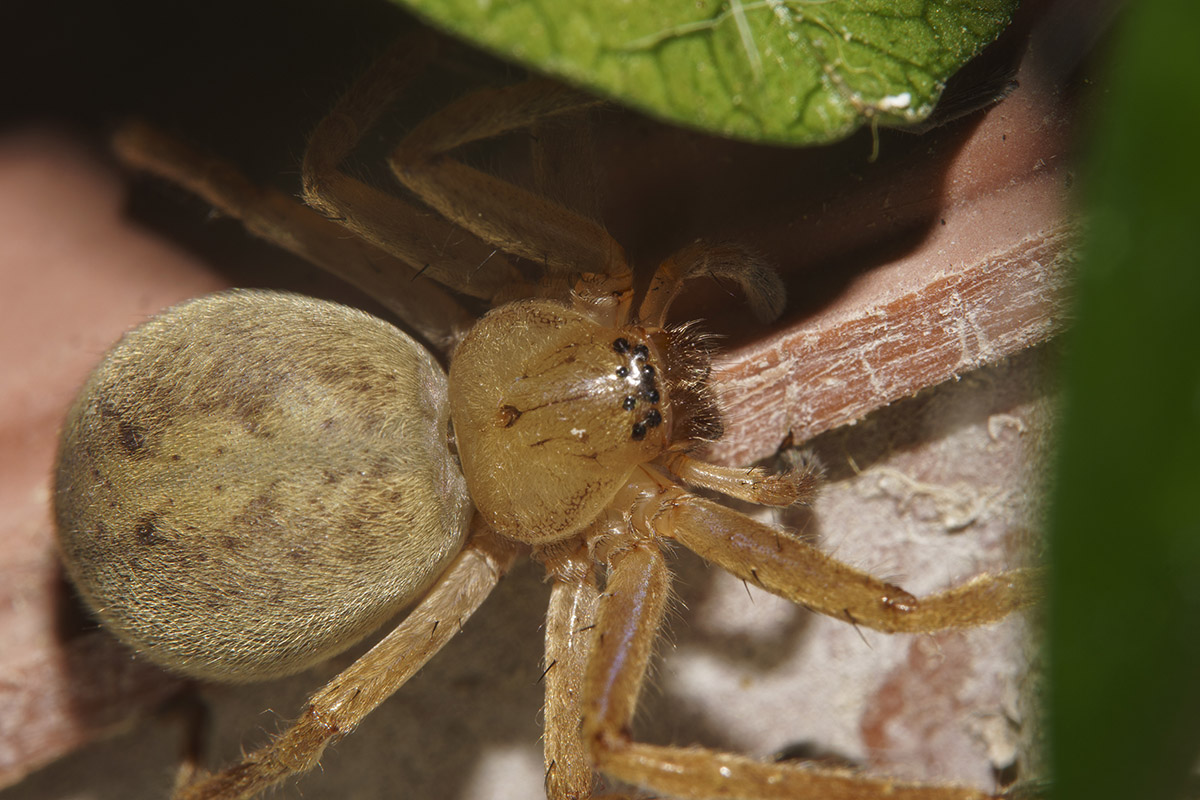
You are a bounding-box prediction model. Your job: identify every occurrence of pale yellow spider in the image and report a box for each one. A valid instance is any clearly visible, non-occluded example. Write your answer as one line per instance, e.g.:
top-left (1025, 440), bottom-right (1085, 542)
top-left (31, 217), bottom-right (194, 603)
top-left (53, 36), bottom-right (1035, 800)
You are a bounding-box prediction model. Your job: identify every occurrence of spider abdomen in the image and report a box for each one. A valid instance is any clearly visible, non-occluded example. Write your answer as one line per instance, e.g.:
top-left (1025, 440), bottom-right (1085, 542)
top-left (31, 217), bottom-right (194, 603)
top-left (54, 291), bottom-right (471, 681)
top-left (449, 299), bottom-right (669, 545)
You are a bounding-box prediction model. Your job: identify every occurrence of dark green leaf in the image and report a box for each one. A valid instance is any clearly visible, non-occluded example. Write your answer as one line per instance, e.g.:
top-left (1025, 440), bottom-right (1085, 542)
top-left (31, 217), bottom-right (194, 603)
top-left (1049, 1), bottom-right (1200, 799)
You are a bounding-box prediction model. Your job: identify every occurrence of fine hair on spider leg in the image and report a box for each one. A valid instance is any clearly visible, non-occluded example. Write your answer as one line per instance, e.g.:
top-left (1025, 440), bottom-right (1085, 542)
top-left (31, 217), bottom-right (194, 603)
top-left (54, 35), bottom-right (1037, 800)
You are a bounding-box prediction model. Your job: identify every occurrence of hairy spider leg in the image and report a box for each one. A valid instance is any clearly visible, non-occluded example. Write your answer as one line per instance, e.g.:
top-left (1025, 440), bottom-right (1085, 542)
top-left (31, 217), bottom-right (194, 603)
top-left (658, 450), bottom-right (820, 507)
top-left (112, 121), bottom-right (474, 352)
top-left (581, 541), bottom-right (995, 800)
top-left (638, 240), bottom-right (787, 328)
top-left (300, 35), bottom-right (526, 306)
top-left (387, 79), bottom-right (629, 323)
top-left (563, 470), bottom-right (1036, 800)
top-left (653, 487), bottom-right (1037, 634)
top-left (540, 541), bottom-right (603, 799)
top-left (175, 524), bottom-right (520, 800)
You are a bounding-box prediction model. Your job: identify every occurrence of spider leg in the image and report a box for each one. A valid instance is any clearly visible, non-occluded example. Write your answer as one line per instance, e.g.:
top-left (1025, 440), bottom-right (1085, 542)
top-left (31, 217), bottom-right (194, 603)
top-left (388, 79), bottom-right (634, 322)
top-left (112, 121), bottom-right (473, 353)
top-left (173, 525), bottom-right (520, 800)
top-left (539, 541), bottom-right (602, 800)
top-left (657, 488), bottom-right (1036, 633)
top-left (638, 240), bottom-right (786, 327)
top-left (660, 450), bottom-right (820, 507)
top-left (580, 541), bottom-right (1002, 800)
top-left (300, 35), bottom-right (526, 304)
top-left (530, 108), bottom-right (603, 229)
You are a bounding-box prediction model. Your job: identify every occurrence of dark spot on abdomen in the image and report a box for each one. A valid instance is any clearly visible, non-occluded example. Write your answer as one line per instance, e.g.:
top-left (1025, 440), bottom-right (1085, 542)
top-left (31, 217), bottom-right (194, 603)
top-left (134, 513), bottom-right (162, 546)
top-left (118, 419), bottom-right (147, 455)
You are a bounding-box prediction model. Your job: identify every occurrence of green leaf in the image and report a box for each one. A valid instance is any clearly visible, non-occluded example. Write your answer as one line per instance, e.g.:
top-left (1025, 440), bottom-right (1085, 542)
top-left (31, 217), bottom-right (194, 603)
top-left (1049, 1), bottom-right (1200, 799)
top-left (392, 0), bottom-right (1016, 144)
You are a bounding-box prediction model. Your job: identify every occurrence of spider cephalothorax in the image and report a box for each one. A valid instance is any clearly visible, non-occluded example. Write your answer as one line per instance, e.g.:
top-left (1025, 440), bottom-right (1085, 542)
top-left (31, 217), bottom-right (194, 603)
top-left (449, 299), bottom-right (725, 545)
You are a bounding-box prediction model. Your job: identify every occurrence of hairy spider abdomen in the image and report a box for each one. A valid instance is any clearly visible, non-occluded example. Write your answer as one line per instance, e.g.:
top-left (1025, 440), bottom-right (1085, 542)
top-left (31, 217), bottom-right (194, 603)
top-left (54, 291), bottom-right (471, 682)
top-left (449, 299), bottom-right (670, 545)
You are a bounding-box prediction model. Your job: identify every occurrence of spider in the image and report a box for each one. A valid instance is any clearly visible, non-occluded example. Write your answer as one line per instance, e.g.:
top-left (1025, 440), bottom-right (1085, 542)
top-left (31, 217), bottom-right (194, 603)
top-left (52, 36), bottom-right (1036, 800)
